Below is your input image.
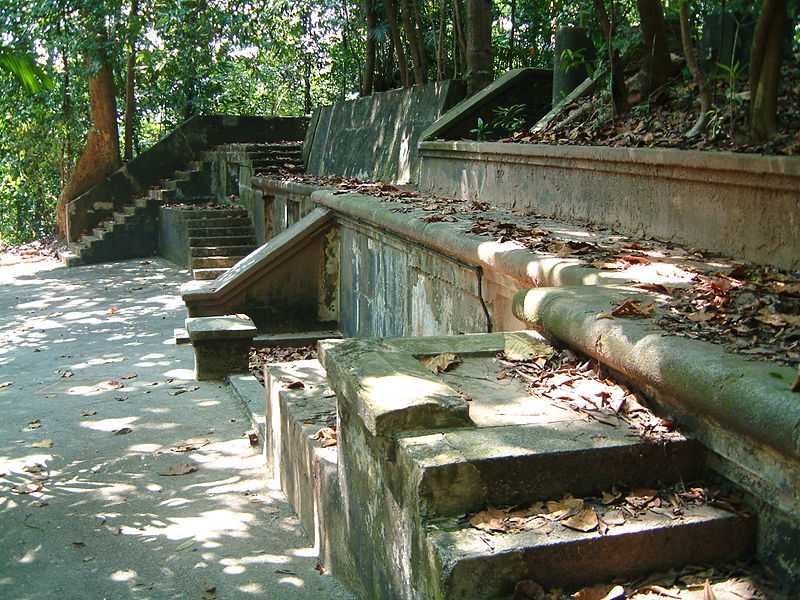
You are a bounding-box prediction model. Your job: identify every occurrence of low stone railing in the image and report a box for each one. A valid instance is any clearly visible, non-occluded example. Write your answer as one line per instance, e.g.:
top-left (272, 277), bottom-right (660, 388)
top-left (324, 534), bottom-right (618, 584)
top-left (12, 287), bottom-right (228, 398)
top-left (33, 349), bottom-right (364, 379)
top-left (418, 141), bottom-right (800, 270)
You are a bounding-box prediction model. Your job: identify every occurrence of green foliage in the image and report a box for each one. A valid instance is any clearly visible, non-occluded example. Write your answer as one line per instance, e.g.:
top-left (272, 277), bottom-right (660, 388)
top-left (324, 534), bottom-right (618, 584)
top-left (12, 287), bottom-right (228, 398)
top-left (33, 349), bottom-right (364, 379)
top-left (492, 104), bottom-right (526, 134)
top-left (470, 117), bottom-right (490, 142)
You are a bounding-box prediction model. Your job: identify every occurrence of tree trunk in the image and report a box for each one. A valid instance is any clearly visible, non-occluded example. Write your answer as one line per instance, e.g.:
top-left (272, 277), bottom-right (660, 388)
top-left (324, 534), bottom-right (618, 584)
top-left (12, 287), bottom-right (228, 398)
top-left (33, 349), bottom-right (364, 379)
top-left (465, 0), bottom-right (492, 94)
top-left (123, 0), bottom-right (138, 162)
top-left (56, 58), bottom-right (121, 237)
top-left (594, 0), bottom-right (627, 115)
top-left (509, 0), bottom-right (516, 69)
top-left (362, 0), bottom-right (377, 95)
top-left (436, 0), bottom-right (447, 80)
top-left (302, 9), bottom-right (313, 111)
top-left (384, 0), bottom-right (410, 87)
top-left (401, 0), bottom-right (427, 85)
top-left (59, 42), bottom-right (72, 189)
top-left (636, 0), bottom-right (671, 95)
top-left (452, 0), bottom-right (467, 77)
top-left (679, 1), bottom-right (710, 137)
top-left (749, 0), bottom-right (786, 142)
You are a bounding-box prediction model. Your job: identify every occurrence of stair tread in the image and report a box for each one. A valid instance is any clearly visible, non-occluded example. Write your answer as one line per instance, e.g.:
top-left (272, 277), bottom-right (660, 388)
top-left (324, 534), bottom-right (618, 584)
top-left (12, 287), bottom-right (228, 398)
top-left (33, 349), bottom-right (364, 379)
top-left (428, 500), bottom-right (754, 595)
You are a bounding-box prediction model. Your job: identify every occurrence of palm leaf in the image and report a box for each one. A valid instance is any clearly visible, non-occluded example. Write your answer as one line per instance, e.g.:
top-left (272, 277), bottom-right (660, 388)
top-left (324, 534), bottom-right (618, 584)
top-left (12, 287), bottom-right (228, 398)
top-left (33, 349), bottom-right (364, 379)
top-left (0, 48), bottom-right (53, 94)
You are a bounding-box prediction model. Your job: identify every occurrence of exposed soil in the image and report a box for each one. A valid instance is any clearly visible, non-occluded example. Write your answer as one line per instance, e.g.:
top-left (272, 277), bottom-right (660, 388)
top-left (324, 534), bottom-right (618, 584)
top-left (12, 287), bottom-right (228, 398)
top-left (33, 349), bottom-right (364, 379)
top-left (512, 58), bottom-right (800, 156)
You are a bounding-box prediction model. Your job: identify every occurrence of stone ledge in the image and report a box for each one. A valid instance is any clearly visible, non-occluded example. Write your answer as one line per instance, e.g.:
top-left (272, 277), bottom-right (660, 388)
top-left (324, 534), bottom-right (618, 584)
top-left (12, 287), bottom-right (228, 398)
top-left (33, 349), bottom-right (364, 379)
top-left (314, 190), bottom-right (626, 289)
top-left (319, 338), bottom-right (472, 437)
top-left (417, 141), bottom-right (800, 269)
top-left (186, 314), bottom-right (257, 341)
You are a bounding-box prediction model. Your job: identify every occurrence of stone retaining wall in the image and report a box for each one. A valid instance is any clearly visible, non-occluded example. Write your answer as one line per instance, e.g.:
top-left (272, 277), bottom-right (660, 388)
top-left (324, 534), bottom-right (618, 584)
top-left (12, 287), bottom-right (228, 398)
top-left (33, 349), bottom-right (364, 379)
top-left (305, 81), bottom-right (465, 184)
top-left (418, 141), bottom-right (800, 270)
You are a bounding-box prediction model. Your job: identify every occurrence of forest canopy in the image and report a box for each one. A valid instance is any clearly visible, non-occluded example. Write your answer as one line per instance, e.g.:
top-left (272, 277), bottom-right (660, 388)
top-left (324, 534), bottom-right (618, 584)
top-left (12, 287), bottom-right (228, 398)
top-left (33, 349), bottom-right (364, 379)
top-left (0, 0), bottom-right (798, 244)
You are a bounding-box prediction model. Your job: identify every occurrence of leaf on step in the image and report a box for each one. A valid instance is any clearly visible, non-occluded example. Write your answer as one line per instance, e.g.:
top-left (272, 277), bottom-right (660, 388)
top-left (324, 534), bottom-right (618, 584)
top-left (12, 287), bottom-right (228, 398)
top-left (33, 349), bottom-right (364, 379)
top-left (601, 510), bottom-right (626, 527)
top-left (30, 439), bottom-right (54, 448)
top-left (248, 432), bottom-right (259, 447)
top-left (120, 373), bottom-right (138, 380)
top-left (24, 419), bottom-right (41, 431)
top-left (755, 308), bottom-right (800, 327)
top-left (601, 489), bottom-right (622, 505)
top-left (285, 380), bottom-right (305, 389)
top-left (544, 496), bottom-right (584, 521)
top-left (159, 463), bottom-right (198, 476)
top-left (169, 385), bottom-right (199, 396)
top-left (0, 381), bottom-right (12, 389)
top-left (419, 352), bottom-right (462, 374)
top-left (170, 438), bottom-right (210, 453)
top-left (503, 335), bottom-right (554, 362)
top-left (80, 409), bottom-right (97, 417)
top-left (573, 584), bottom-right (625, 600)
top-left (512, 579), bottom-right (546, 600)
top-left (625, 488), bottom-right (658, 510)
top-left (175, 538), bottom-right (196, 551)
top-left (468, 506), bottom-right (508, 532)
top-left (312, 427), bottom-right (337, 448)
top-left (113, 427), bottom-right (133, 435)
top-left (687, 310), bottom-right (716, 322)
top-left (561, 507), bottom-right (599, 532)
top-left (611, 298), bottom-right (656, 318)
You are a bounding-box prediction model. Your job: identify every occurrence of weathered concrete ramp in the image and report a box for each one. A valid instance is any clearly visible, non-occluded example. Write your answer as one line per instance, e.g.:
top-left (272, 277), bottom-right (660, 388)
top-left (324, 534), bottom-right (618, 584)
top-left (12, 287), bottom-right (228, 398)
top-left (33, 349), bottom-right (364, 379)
top-left (305, 81), bottom-right (465, 184)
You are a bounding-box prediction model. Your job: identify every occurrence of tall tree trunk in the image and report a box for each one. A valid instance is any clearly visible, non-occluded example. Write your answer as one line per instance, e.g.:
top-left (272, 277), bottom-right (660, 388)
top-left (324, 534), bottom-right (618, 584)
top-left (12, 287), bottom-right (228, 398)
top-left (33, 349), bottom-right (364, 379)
top-left (452, 0), bottom-right (467, 77)
top-left (124, 0), bottom-right (138, 161)
top-left (56, 57), bottom-right (121, 237)
top-left (59, 42), bottom-right (72, 189)
top-left (636, 0), bottom-right (671, 95)
top-left (384, 0), bottom-right (410, 87)
top-left (679, 1), bottom-right (710, 137)
top-left (465, 0), bottom-right (492, 94)
top-left (749, 0), bottom-right (787, 142)
top-left (362, 0), bottom-right (377, 95)
top-left (401, 0), bottom-right (427, 84)
top-left (594, 0), bottom-right (627, 115)
top-left (509, 0), bottom-right (516, 69)
top-left (302, 9), bottom-right (313, 111)
top-left (436, 0), bottom-right (447, 80)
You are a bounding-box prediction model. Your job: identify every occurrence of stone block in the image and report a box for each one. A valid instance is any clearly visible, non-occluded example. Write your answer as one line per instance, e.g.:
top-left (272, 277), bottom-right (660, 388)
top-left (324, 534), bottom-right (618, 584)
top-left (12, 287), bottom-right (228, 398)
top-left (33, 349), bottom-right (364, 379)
top-left (186, 314), bottom-right (257, 380)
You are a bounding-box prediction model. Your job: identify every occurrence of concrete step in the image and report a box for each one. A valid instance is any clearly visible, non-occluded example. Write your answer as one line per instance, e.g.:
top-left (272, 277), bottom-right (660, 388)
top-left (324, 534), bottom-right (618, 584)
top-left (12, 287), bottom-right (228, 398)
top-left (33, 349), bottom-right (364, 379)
top-left (187, 226), bottom-right (255, 238)
top-left (426, 503), bottom-right (755, 598)
top-left (397, 422), bottom-right (702, 518)
top-left (190, 255), bottom-right (244, 269)
top-left (182, 209), bottom-right (249, 220)
top-left (192, 267), bottom-right (228, 280)
top-left (182, 216), bottom-right (251, 229)
top-left (190, 245), bottom-right (255, 258)
top-left (189, 235), bottom-right (256, 247)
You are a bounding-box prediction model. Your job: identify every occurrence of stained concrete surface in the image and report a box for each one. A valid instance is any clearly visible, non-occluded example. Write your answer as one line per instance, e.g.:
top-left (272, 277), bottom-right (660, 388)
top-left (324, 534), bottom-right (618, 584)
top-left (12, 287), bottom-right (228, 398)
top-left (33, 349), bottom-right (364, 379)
top-left (0, 257), bottom-right (353, 600)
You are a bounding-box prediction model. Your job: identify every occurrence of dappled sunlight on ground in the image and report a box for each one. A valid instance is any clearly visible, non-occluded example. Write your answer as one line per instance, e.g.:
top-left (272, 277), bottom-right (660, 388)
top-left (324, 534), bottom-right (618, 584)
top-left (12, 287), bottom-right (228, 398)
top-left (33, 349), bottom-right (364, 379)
top-left (0, 257), bottom-right (353, 599)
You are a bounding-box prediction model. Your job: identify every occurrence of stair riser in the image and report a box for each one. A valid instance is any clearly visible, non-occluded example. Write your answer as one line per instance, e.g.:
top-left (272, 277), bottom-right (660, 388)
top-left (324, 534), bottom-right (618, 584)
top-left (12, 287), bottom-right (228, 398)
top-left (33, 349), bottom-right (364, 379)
top-left (189, 236), bottom-right (256, 247)
top-left (182, 210), bottom-right (248, 219)
top-left (187, 227), bottom-right (254, 238)
top-left (432, 514), bottom-right (756, 599)
top-left (190, 256), bottom-right (244, 268)
top-left (408, 437), bottom-right (703, 518)
top-left (182, 217), bottom-right (251, 229)
top-left (193, 268), bottom-right (227, 280)
top-left (190, 245), bottom-right (255, 257)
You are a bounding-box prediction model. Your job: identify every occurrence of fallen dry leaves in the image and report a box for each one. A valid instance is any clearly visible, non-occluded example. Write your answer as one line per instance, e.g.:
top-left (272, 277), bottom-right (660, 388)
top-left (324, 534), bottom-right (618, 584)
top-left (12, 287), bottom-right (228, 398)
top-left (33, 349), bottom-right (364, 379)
top-left (313, 427), bottom-right (337, 448)
top-left (159, 463), bottom-right (198, 476)
top-left (249, 345), bottom-right (318, 384)
top-left (419, 352), bottom-right (462, 374)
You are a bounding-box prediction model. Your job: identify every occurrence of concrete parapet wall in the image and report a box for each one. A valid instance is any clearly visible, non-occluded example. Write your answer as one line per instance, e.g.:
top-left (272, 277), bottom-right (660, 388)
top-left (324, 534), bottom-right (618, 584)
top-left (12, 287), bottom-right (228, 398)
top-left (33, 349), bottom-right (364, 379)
top-left (418, 141), bottom-right (800, 270)
top-left (306, 81), bottom-right (465, 184)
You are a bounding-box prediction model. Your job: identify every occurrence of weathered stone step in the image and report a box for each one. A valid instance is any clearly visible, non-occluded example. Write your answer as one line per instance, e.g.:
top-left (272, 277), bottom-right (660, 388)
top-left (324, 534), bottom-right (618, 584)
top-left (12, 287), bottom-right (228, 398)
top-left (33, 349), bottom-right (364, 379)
top-left (182, 216), bottom-right (251, 229)
top-left (252, 158), bottom-right (303, 168)
top-left (190, 245), bottom-right (255, 258)
top-left (186, 226), bottom-right (254, 238)
top-left (189, 235), bottom-right (256, 247)
top-left (182, 208), bottom-right (248, 220)
top-left (192, 267), bottom-right (228, 280)
top-left (397, 422), bottom-right (702, 518)
top-left (190, 255), bottom-right (244, 269)
top-left (426, 504), bottom-right (755, 598)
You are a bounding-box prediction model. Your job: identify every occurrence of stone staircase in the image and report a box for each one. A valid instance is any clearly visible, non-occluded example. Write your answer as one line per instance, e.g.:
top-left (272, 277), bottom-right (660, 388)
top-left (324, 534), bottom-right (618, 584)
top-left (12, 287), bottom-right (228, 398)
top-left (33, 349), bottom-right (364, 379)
top-left (186, 208), bottom-right (257, 280)
top-left (238, 141), bottom-right (304, 177)
top-left (63, 160), bottom-right (211, 267)
top-left (256, 332), bottom-right (762, 599)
